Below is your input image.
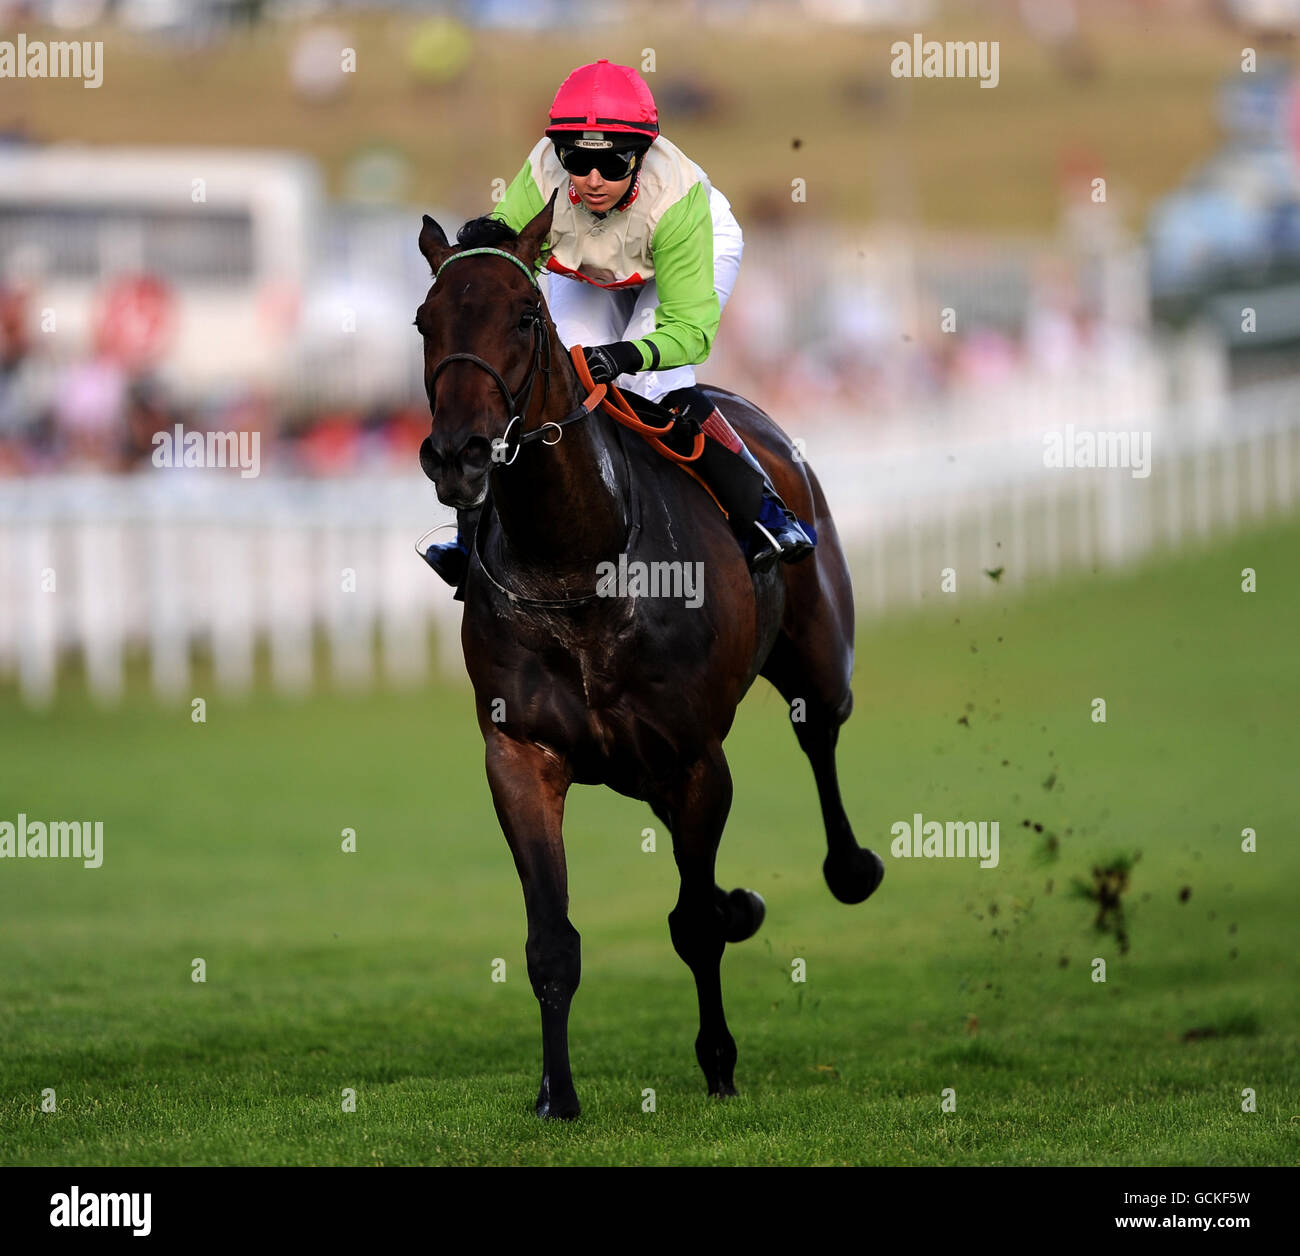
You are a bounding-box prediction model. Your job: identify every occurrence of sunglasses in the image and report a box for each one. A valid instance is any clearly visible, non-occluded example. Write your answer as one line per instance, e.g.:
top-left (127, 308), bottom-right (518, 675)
top-left (557, 146), bottom-right (638, 181)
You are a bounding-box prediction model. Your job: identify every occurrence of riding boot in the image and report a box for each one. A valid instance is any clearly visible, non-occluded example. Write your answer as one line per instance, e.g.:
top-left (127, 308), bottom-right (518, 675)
top-left (662, 386), bottom-right (815, 572)
top-left (421, 503), bottom-right (482, 601)
top-left (729, 437), bottom-right (816, 570)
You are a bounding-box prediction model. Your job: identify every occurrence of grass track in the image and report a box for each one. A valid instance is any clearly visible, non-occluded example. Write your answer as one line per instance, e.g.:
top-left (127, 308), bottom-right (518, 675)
top-left (0, 517), bottom-right (1297, 1165)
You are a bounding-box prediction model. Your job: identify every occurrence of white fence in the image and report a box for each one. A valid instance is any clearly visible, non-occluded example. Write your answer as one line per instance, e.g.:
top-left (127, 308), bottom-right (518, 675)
top-left (822, 375), bottom-right (1300, 613)
top-left (1, 378), bottom-right (1298, 708)
top-left (0, 475), bottom-right (460, 708)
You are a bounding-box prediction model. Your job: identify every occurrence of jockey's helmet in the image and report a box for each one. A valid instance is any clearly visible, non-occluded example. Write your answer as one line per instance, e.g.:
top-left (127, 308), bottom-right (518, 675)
top-left (546, 59), bottom-right (658, 180)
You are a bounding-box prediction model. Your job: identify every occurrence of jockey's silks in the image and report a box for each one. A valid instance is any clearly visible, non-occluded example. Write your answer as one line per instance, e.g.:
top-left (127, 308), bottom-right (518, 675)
top-left (491, 135), bottom-right (722, 376)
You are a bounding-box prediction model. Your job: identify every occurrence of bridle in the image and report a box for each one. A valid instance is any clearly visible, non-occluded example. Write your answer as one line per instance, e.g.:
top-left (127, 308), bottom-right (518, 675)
top-left (417, 244), bottom-right (634, 609)
top-left (424, 247), bottom-right (605, 467)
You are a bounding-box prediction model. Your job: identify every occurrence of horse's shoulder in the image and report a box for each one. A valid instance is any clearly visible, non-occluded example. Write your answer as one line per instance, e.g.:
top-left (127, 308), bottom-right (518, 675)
top-left (605, 421), bottom-right (714, 530)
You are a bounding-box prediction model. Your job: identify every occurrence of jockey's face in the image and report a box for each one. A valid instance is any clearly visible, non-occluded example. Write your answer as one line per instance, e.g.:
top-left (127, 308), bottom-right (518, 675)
top-left (570, 168), bottom-right (633, 214)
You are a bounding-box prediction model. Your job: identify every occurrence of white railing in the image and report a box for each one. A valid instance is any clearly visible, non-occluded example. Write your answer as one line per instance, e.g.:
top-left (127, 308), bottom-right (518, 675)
top-left (1, 379), bottom-right (1297, 708)
top-left (0, 474), bottom-right (459, 708)
top-left (819, 375), bottom-right (1299, 613)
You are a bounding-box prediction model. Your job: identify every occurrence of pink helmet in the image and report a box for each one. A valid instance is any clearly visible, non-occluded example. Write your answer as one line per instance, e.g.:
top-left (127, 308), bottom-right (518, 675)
top-left (545, 59), bottom-right (659, 149)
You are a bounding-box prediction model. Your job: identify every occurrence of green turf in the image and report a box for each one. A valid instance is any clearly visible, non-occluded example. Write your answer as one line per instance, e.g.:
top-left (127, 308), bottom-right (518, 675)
top-left (1, 517), bottom-right (1297, 1165)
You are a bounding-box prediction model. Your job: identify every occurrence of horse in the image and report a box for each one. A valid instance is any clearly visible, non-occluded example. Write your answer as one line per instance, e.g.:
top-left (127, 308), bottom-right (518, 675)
top-left (415, 192), bottom-right (884, 1119)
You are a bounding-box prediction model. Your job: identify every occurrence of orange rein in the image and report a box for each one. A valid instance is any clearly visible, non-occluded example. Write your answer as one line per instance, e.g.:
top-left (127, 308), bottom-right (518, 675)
top-left (569, 345), bottom-right (706, 464)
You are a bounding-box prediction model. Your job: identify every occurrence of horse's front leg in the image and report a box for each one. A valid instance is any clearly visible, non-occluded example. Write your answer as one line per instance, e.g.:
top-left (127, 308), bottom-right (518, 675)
top-left (485, 731), bottom-right (580, 1119)
top-left (659, 747), bottom-right (739, 1097)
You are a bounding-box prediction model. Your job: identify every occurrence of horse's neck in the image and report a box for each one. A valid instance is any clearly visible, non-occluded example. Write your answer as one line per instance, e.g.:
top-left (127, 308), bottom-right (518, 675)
top-left (490, 348), bottom-right (629, 570)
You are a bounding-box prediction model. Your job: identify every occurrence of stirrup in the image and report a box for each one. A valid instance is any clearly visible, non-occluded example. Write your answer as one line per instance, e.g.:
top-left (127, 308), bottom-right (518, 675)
top-left (771, 511), bottom-right (815, 565)
top-left (415, 524), bottom-right (468, 594)
top-left (754, 487), bottom-right (815, 568)
top-left (748, 521), bottom-right (784, 573)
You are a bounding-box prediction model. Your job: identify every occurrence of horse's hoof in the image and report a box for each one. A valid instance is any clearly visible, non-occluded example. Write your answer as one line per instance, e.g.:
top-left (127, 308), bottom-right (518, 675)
top-left (723, 887), bottom-right (766, 943)
top-left (708, 1083), bottom-right (739, 1099)
top-left (536, 1079), bottom-right (581, 1120)
top-left (823, 847), bottom-right (885, 904)
top-left (536, 1096), bottom-right (580, 1120)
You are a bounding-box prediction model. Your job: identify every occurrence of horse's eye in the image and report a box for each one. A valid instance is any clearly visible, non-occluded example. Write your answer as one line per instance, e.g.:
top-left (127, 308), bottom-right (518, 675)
top-left (518, 310), bottom-right (537, 333)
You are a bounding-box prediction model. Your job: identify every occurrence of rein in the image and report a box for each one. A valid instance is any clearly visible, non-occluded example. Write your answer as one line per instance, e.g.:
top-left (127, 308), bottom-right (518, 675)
top-left (568, 348), bottom-right (705, 463)
top-left (430, 341), bottom-right (604, 465)
top-left (428, 245), bottom-right (703, 464)
top-left (428, 247), bottom-right (607, 464)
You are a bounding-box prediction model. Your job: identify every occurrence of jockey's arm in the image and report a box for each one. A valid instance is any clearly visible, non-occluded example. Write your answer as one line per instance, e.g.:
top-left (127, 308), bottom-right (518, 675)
top-left (632, 180), bottom-right (720, 372)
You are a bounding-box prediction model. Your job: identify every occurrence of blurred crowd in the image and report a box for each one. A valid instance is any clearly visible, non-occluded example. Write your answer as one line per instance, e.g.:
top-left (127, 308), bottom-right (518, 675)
top-left (704, 236), bottom-right (1137, 423)
top-left (0, 283), bottom-right (428, 477)
top-left (0, 250), bottom-right (1131, 479)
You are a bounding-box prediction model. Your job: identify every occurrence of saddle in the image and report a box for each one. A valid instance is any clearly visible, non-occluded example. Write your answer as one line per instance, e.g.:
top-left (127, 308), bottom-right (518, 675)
top-left (615, 391), bottom-right (728, 516)
top-left (569, 347), bottom-right (762, 531)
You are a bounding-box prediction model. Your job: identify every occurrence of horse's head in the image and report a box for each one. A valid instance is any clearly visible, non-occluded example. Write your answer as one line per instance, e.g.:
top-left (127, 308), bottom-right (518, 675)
top-left (414, 192), bottom-right (558, 509)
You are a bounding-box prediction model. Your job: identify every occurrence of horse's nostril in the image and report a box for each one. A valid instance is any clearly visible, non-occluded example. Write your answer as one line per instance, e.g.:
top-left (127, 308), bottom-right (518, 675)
top-left (419, 436), bottom-right (442, 481)
top-left (460, 437), bottom-right (492, 472)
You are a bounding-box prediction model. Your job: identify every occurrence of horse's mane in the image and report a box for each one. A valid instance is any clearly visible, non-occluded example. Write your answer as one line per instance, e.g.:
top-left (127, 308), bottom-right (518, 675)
top-left (456, 216), bottom-right (518, 248)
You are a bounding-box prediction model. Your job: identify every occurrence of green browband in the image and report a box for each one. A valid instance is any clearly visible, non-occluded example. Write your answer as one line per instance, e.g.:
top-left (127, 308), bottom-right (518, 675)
top-left (435, 247), bottom-right (540, 289)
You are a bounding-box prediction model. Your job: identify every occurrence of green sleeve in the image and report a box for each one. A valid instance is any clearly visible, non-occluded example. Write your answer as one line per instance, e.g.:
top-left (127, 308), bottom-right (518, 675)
top-left (632, 180), bottom-right (720, 371)
top-left (491, 158), bottom-right (550, 269)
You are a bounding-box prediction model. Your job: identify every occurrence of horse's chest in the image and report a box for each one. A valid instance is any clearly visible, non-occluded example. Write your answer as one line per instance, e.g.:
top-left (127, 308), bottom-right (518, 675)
top-left (537, 630), bottom-right (686, 767)
top-left (567, 646), bottom-right (613, 717)
top-left (477, 587), bottom-right (732, 783)
top-left (566, 640), bottom-right (637, 730)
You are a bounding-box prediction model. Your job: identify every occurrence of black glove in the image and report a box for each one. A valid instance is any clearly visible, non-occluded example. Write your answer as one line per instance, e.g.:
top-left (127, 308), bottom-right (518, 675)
top-left (662, 384), bottom-right (710, 434)
top-left (583, 341), bottom-right (645, 385)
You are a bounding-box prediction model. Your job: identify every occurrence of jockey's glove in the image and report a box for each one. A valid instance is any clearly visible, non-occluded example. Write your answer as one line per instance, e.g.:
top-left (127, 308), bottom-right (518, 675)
top-left (661, 385), bottom-right (710, 437)
top-left (583, 341), bottom-right (644, 386)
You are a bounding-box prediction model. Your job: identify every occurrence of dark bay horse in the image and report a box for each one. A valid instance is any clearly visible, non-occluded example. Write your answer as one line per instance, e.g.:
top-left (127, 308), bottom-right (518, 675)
top-left (416, 193), bottom-right (884, 1119)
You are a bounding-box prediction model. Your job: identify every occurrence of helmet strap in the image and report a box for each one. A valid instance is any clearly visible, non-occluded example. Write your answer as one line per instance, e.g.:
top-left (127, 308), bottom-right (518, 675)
top-left (609, 162), bottom-right (641, 212)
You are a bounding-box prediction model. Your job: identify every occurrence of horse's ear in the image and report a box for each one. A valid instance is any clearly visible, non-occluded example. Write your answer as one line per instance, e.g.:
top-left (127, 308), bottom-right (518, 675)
top-left (419, 214), bottom-right (451, 272)
top-left (515, 189), bottom-right (558, 271)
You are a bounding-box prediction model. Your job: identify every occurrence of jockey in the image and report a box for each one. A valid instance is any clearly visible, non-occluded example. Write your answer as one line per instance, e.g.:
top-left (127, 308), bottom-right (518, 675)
top-left (423, 58), bottom-right (814, 591)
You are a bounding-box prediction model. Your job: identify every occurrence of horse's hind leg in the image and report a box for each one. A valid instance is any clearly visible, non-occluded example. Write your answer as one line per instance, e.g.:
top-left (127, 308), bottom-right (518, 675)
top-left (655, 746), bottom-right (749, 1096)
top-left (760, 622), bottom-right (885, 905)
top-left (485, 732), bottom-right (581, 1119)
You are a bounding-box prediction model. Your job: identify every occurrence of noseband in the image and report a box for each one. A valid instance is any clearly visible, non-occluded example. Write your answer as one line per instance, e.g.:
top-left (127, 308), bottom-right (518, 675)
top-left (424, 247), bottom-right (603, 467)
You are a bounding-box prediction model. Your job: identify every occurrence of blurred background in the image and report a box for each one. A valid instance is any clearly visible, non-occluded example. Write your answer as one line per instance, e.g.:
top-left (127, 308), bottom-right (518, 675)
top-left (0, 0), bottom-right (1298, 704)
